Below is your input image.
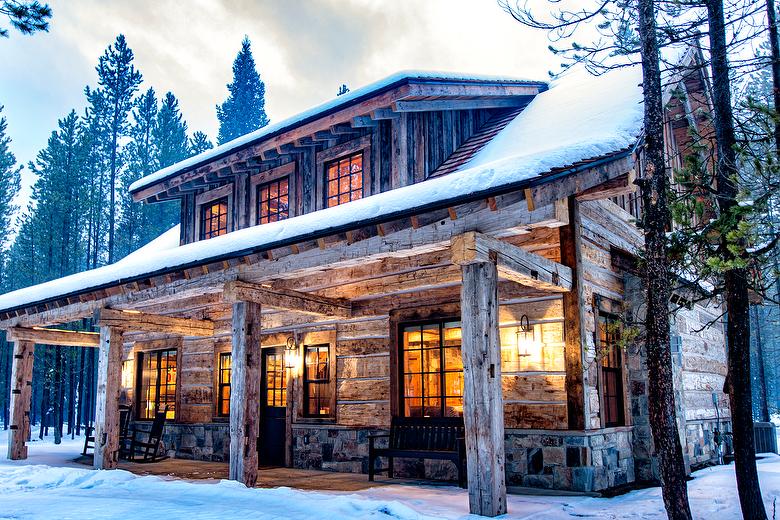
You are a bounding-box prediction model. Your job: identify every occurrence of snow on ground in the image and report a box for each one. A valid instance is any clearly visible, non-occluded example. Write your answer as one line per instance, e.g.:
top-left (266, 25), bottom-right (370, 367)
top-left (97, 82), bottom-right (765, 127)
top-left (1, 428), bottom-right (779, 519)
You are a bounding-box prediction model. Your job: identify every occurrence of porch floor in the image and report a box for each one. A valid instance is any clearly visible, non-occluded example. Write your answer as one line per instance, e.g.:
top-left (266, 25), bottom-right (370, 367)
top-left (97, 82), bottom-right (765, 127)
top-left (73, 455), bottom-right (444, 491)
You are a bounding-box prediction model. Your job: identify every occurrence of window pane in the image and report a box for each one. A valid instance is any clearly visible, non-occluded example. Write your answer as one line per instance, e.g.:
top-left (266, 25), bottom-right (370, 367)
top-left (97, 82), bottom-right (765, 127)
top-left (326, 152), bottom-right (364, 208)
top-left (256, 177), bottom-right (290, 225)
top-left (443, 347), bottom-right (463, 371)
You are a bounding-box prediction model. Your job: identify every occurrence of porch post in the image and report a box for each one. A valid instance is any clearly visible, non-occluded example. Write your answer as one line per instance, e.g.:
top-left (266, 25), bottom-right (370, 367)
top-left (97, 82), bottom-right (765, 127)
top-left (458, 254), bottom-right (507, 517)
top-left (94, 325), bottom-right (123, 469)
top-left (7, 340), bottom-right (34, 460)
top-left (229, 300), bottom-right (262, 487)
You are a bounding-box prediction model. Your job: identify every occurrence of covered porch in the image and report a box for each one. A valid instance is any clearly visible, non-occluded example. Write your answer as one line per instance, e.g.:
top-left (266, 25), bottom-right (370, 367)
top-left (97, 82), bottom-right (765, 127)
top-left (0, 162), bottom-right (629, 516)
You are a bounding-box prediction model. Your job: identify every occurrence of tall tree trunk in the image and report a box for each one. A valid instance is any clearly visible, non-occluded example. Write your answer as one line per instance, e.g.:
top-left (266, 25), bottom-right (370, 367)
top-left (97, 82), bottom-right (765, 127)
top-left (707, 1), bottom-right (768, 518)
top-left (752, 305), bottom-right (770, 421)
top-left (76, 347), bottom-right (85, 436)
top-left (767, 0), bottom-right (780, 154)
top-left (637, 0), bottom-right (693, 518)
top-left (53, 346), bottom-right (63, 444)
top-left (68, 349), bottom-right (76, 437)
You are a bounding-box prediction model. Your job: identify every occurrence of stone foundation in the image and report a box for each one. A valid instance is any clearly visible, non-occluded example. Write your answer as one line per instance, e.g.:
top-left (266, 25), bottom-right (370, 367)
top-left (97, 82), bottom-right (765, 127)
top-left (504, 427), bottom-right (635, 492)
top-left (148, 422), bottom-right (636, 493)
top-left (685, 419), bottom-right (731, 468)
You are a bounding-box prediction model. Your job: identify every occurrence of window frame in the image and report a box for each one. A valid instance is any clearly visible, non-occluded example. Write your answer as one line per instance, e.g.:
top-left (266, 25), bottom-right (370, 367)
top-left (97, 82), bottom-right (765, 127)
top-left (249, 161), bottom-right (296, 225)
top-left (194, 185), bottom-right (233, 241)
top-left (215, 351), bottom-right (232, 418)
top-left (398, 317), bottom-right (464, 419)
top-left (135, 347), bottom-right (179, 421)
top-left (597, 309), bottom-right (626, 428)
top-left (302, 344), bottom-right (332, 418)
top-left (315, 135), bottom-right (372, 211)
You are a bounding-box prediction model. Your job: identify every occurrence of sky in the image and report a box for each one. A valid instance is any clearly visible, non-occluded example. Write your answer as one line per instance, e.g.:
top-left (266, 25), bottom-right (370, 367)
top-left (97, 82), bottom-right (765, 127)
top-left (0, 0), bottom-right (560, 212)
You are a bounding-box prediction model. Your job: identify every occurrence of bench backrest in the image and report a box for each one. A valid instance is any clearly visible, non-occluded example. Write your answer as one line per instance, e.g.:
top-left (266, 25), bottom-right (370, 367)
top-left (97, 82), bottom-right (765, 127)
top-left (389, 416), bottom-right (464, 452)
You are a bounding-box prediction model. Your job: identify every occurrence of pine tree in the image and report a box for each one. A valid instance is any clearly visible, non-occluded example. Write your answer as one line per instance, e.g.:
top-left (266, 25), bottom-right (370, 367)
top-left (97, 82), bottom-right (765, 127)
top-left (0, 105), bottom-right (21, 286)
top-left (95, 34), bottom-right (142, 263)
top-left (189, 131), bottom-right (213, 156)
top-left (216, 36), bottom-right (269, 144)
top-left (0, 1), bottom-right (51, 37)
top-left (155, 92), bottom-right (189, 168)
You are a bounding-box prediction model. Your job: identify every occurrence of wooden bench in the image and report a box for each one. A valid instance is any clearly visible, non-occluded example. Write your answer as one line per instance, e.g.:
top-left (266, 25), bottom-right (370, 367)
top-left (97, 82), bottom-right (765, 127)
top-left (368, 417), bottom-right (466, 487)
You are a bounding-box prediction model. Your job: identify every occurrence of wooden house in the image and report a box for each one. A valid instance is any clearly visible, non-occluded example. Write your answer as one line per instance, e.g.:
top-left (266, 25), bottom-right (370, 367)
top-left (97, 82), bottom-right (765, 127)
top-left (0, 51), bottom-right (729, 516)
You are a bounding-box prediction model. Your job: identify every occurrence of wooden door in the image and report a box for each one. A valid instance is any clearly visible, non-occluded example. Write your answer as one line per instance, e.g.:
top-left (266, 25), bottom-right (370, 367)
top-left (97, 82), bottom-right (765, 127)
top-left (259, 348), bottom-right (287, 466)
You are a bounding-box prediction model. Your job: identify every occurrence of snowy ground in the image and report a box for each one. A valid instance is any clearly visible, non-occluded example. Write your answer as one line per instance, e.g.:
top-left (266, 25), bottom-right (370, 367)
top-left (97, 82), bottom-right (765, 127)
top-left (1, 429), bottom-right (779, 519)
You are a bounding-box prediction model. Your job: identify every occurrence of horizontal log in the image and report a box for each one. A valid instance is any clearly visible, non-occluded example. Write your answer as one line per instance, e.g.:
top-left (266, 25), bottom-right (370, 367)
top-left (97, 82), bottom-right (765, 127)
top-left (6, 326), bottom-right (100, 347)
top-left (392, 97), bottom-right (531, 112)
top-left (223, 280), bottom-right (351, 318)
top-left (451, 232), bottom-right (572, 292)
top-left (576, 170), bottom-right (637, 202)
top-left (94, 308), bottom-right (214, 336)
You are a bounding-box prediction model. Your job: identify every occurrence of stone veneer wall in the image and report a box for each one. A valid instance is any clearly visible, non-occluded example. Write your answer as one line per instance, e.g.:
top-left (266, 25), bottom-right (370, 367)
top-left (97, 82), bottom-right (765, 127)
top-left (685, 418), bottom-right (731, 468)
top-left (149, 423), bottom-right (635, 493)
top-left (504, 427), bottom-right (635, 492)
top-left (131, 422), bottom-right (231, 462)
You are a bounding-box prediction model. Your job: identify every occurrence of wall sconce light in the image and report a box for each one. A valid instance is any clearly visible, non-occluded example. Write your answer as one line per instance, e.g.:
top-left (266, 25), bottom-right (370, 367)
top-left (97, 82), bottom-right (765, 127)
top-left (284, 336), bottom-right (298, 369)
top-left (516, 315), bottom-right (534, 357)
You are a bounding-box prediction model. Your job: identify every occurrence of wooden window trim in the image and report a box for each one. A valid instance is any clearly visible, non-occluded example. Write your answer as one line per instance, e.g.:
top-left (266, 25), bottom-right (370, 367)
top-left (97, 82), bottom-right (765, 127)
top-left (213, 343), bottom-right (232, 420)
top-left (134, 345), bottom-right (181, 422)
top-left (594, 300), bottom-right (629, 428)
top-left (194, 185), bottom-right (233, 242)
top-left (249, 161), bottom-right (297, 225)
top-left (302, 344), bottom-right (332, 418)
top-left (294, 330), bottom-right (337, 424)
top-left (315, 135), bottom-right (372, 211)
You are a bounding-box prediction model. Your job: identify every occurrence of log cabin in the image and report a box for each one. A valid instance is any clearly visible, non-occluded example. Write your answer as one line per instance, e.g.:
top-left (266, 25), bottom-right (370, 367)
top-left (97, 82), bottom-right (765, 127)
top-left (0, 47), bottom-right (729, 516)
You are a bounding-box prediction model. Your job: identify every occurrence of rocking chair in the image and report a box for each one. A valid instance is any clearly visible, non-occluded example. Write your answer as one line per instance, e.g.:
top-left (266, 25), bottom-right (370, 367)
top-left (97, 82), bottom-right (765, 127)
top-left (126, 409), bottom-right (169, 463)
top-left (82, 404), bottom-right (133, 456)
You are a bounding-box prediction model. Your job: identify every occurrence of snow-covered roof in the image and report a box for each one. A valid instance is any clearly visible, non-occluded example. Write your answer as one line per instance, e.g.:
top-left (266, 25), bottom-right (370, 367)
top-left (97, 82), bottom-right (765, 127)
top-left (0, 65), bottom-right (644, 315)
top-left (128, 71), bottom-right (547, 195)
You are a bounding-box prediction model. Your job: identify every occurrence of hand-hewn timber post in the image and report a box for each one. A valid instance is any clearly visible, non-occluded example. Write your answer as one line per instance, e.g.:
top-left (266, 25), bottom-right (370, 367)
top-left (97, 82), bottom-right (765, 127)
top-left (93, 326), bottom-right (123, 469)
top-left (559, 196), bottom-right (588, 430)
top-left (229, 300), bottom-right (262, 486)
top-left (455, 236), bottom-right (507, 517)
top-left (7, 340), bottom-right (34, 460)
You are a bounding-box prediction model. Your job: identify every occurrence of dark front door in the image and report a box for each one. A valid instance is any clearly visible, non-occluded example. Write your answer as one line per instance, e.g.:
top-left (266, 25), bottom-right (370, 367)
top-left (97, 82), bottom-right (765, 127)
top-left (259, 348), bottom-right (287, 466)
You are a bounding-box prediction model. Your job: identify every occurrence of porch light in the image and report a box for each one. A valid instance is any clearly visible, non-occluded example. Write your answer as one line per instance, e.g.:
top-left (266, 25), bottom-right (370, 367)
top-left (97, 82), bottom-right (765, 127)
top-left (515, 315), bottom-right (534, 357)
top-left (284, 336), bottom-right (298, 369)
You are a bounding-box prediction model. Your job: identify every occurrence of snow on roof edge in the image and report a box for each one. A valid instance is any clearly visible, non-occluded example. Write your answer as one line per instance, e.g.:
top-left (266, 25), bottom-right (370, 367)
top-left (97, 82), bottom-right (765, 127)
top-left (128, 70), bottom-right (548, 195)
top-left (0, 149), bottom-right (634, 316)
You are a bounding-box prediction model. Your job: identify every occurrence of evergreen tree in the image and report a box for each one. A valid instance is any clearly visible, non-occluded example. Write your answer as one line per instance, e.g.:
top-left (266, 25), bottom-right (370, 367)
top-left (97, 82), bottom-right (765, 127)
top-left (189, 131), bottom-right (213, 156)
top-left (95, 34), bottom-right (142, 263)
top-left (0, 105), bottom-right (21, 285)
top-left (0, 1), bottom-right (51, 38)
top-left (216, 36), bottom-right (269, 144)
top-left (155, 92), bottom-right (189, 168)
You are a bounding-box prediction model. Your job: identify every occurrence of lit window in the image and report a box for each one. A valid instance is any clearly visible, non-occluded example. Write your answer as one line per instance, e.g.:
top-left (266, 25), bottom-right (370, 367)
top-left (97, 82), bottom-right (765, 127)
top-left (217, 353), bottom-right (231, 417)
top-left (256, 177), bottom-right (289, 224)
top-left (200, 196), bottom-right (229, 239)
top-left (264, 351), bottom-right (287, 407)
top-left (599, 313), bottom-right (625, 427)
top-left (138, 349), bottom-right (177, 420)
top-left (401, 320), bottom-right (463, 418)
top-left (303, 345), bottom-right (331, 417)
top-left (326, 152), bottom-right (363, 207)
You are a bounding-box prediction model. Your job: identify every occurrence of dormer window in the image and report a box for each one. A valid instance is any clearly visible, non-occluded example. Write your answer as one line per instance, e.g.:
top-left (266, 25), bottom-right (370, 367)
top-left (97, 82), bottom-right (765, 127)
top-left (257, 177), bottom-right (289, 224)
top-left (195, 184), bottom-right (233, 241)
top-left (200, 197), bottom-right (229, 240)
top-left (326, 152), bottom-right (364, 208)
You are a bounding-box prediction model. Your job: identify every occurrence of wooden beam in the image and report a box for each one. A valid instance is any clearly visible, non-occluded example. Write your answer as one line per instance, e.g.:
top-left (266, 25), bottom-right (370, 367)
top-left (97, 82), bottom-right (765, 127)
top-left (392, 97), bottom-right (530, 112)
top-left (369, 108), bottom-right (399, 120)
top-left (576, 170), bottom-right (637, 202)
top-left (452, 232), bottom-right (572, 292)
top-left (559, 197), bottom-right (588, 430)
top-left (229, 301), bottom-right (262, 486)
top-left (7, 340), bottom-right (34, 460)
top-left (456, 252), bottom-right (507, 517)
top-left (351, 115), bottom-right (378, 128)
top-left (7, 327), bottom-right (100, 347)
top-left (223, 280), bottom-right (351, 318)
top-left (94, 308), bottom-right (214, 336)
top-left (93, 326), bottom-right (123, 469)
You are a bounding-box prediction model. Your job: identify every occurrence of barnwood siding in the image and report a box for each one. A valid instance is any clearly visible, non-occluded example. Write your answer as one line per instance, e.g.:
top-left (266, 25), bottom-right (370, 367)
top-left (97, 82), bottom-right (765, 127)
top-left (179, 109), bottom-right (498, 245)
